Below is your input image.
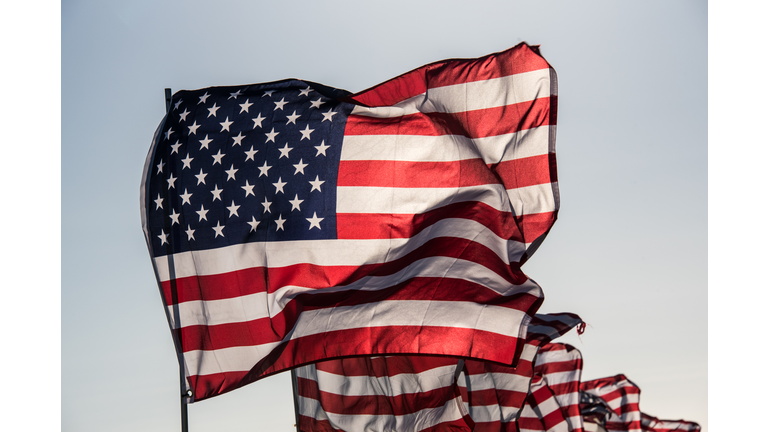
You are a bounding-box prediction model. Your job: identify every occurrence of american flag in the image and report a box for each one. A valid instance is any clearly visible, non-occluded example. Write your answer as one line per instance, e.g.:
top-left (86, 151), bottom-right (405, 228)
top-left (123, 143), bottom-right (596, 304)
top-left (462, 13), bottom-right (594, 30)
top-left (580, 375), bottom-right (642, 432)
top-left (140, 43), bottom-right (559, 401)
top-left (517, 375), bottom-right (570, 432)
top-left (295, 313), bottom-right (583, 432)
top-left (533, 343), bottom-right (585, 432)
top-left (640, 413), bottom-right (701, 432)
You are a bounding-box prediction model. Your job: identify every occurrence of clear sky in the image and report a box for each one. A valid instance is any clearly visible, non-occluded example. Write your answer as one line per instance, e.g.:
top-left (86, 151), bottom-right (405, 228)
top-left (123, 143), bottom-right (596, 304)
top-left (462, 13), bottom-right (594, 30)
top-left (50, 0), bottom-right (722, 430)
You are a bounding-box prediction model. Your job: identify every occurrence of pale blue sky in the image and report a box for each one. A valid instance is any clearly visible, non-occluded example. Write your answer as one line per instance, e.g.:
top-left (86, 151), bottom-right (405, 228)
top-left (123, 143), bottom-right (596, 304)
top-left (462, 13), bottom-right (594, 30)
top-left (26, 1), bottom-right (739, 431)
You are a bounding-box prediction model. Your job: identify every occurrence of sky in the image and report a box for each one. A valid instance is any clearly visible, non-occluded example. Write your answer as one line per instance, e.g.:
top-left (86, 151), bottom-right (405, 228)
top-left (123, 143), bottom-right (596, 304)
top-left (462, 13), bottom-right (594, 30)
top-left (5, 1), bottom-right (758, 431)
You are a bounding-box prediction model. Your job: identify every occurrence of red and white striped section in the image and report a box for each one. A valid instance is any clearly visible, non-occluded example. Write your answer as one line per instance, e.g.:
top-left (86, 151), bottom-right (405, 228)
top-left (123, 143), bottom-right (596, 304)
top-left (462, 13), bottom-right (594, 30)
top-left (153, 43), bottom-right (559, 402)
top-left (640, 413), bottom-right (701, 432)
top-left (517, 375), bottom-right (570, 432)
top-left (533, 343), bottom-right (585, 432)
top-left (580, 375), bottom-right (642, 432)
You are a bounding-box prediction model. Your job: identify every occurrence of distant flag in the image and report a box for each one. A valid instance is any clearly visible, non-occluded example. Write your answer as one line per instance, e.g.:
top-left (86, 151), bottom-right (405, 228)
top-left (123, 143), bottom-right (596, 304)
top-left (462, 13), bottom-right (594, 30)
top-left (580, 390), bottom-right (616, 430)
top-left (640, 413), bottom-right (701, 432)
top-left (141, 43), bottom-right (560, 401)
top-left (296, 313), bottom-right (583, 432)
top-left (516, 375), bottom-right (570, 432)
top-left (580, 375), bottom-right (642, 432)
top-left (533, 343), bottom-right (585, 432)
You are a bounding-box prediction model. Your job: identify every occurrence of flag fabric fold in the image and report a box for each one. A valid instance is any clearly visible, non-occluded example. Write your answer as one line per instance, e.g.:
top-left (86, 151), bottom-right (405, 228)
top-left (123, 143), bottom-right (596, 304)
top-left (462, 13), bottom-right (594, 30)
top-left (296, 313), bottom-right (582, 432)
top-left (639, 413), bottom-right (701, 432)
top-left (580, 375), bottom-right (642, 432)
top-left (531, 343), bottom-right (585, 432)
top-left (141, 43), bottom-right (559, 401)
top-left (516, 374), bottom-right (570, 432)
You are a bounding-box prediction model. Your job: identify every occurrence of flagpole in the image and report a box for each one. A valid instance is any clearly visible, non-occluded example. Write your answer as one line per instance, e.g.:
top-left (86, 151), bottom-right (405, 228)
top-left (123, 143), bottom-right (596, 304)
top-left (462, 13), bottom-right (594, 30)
top-left (291, 369), bottom-right (301, 432)
top-left (164, 87), bottom-right (190, 432)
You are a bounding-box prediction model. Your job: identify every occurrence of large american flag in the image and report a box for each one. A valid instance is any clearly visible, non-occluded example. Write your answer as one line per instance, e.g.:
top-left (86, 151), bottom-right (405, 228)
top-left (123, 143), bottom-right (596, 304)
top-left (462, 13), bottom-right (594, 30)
top-left (295, 313), bottom-right (583, 432)
top-left (580, 375), bottom-right (642, 432)
top-left (141, 43), bottom-right (559, 401)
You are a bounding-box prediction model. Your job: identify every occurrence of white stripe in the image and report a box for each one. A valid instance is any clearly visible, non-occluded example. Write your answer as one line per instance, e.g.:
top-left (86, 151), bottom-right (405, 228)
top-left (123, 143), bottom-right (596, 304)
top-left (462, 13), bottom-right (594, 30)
top-left (459, 370), bottom-right (531, 393)
top-left (305, 366), bottom-right (456, 396)
top-left (338, 184), bottom-right (512, 214)
top-left (466, 403), bottom-right (521, 423)
top-left (183, 341), bottom-right (281, 377)
top-left (507, 182), bottom-right (557, 217)
top-left (350, 69), bottom-right (551, 116)
top-left (171, 256), bottom-right (541, 328)
top-left (539, 371), bottom-right (580, 386)
top-left (155, 216), bottom-right (532, 282)
top-left (340, 125), bottom-right (551, 165)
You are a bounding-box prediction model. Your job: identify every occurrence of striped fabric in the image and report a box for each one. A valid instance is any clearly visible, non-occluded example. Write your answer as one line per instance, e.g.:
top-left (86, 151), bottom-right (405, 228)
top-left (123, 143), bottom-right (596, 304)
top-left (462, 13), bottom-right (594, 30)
top-left (640, 413), bottom-right (701, 432)
top-left (532, 343), bottom-right (585, 432)
top-left (141, 43), bottom-right (560, 401)
top-left (296, 313), bottom-right (582, 432)
top-left (517, 375), bottom-right (570, 432)
top-left (580, 375), bottom-right (641, 432)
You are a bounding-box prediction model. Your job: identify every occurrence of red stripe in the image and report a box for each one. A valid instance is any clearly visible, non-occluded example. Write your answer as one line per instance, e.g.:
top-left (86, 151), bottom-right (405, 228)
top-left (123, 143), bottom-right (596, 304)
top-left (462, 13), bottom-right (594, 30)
top-left (535, 359), bottom-right (584, 375)
top-left (344, 98), bottom-right (554, 138)
top-left (176, 279), bottom-right (541, 352)
top-left (580, 374), bottom-right (631, 391)
top-left (163, 235), bottom-right (533, 305)
top-left (349, 43), bottom-right (550, 107)
top-left (188, 325), bottom-right (527, 401)
top-left (337, 154), bottom-right (553, 189)
top-left (336, 204), bottom-right (556, 243)
top-left (313, 355), bottom-right (459, 377)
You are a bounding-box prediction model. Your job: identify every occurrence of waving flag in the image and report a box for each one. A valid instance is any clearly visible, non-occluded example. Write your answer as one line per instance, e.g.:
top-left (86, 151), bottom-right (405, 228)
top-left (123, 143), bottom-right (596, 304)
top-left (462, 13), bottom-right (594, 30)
top-left (640, 413), bottom-right (701, 432)
top-left (580, 375), bottom-right (642, 432)
top-left (532, 343), bottom-right (585, 432)
top-left (517, 375), bottom-right (570, 432)
top-left (141, 43), bottom-right (559, 401)
top-left (296, 313), bottom-right (582, 432)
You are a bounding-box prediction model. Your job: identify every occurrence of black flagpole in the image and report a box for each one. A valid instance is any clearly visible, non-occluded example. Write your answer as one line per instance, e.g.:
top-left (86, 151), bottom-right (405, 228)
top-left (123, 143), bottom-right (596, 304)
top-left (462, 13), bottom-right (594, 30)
top-left (291, 369), bottom-right (301, 432)
top-left (164, 87), bottom-right (190, 432)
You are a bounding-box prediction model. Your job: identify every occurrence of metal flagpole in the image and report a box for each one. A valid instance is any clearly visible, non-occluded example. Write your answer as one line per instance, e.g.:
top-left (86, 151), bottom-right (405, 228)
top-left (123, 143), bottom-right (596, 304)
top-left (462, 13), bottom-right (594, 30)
top-left (164, 87), bottom-right (190, 432)
top-left (291, 369), bottom-right (301, 432)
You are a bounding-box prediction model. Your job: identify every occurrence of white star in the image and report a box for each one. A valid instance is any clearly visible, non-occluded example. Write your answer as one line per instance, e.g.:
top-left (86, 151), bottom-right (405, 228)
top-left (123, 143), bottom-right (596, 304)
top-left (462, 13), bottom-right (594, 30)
top-left (169, 209), bottom-right (180, 225)
top-left (274, 214), bottom-right (286, 231)
top-left (198, 92), bottom-right (210, 104)
top-left (261, 197), bottom-right (272, 213)
top-left (239, 99), bottom-right (253, 113)
top-left (188, 121), bottom-right (201, 135)
top-left (286, 111), bottom-right (300, 124)
top-left (258, 161), bottom-right (272, 177)
top-left (227, 200), bottom-right (241, 218)
top-left (265, 128), bottom-right (279, 143)
top-left (173, 99), bottom-right (183, 110)
top-left (156, 159), bottom-right (165, 174)
top-left (195, 168), bottom-right (208, 185)
top-left (212, 149), bottom-right (225, 165)
top-left (181, 153), bottom-right (194, 169)
top-left (314, 140), bottom-right (330, 156)
top-left (220, 117), bottom-right (234, 132)
top-left (273, 177), bottom-right (287, 194)
top-left (179, 108), bottom-right (190, 122)
top-left (212, 221), bottom-right (225, 238)
top-left (164, 128), bottom-right (174, 140)
top-left (180, 189), bottom-right (193, 206)
top-left (199, 135), bottom-right (213, 150)
top-left (211, 185), bottom-right (223, 201)
top-left (242, 180), bottom-right (256, 197)
top-left (158, 229), bottom-right (168, 245)
top-left (225, 164), bottom-right (238, 181)
top-left (185, 225), bottom-right (195, 241)
top-left (273, 98), bottom-right (288, 111)
top-left (278, 143), bottom-right (293, 159)
top-left (310, 98), bottom-right (324, 109)
top-left (207, 103), bottom-right (220, 118)
top-left (170, 140), bottom-right (182, 154)
top-left (293, 159), bottom-right (308, 175)
top-left (244, 146), bottom-right (258, 161)
top-left (252, 113), bottom-right (266, 129)
top-left (196, 204), bottom-right (209, 221)
top-left (321, 109), bottom-right (337, 122)
top-left (247, 216), bottom-right (260, 232)
top-left (229, 89), bottom-right (243, 100)
top-left (167, 174), bottom-right (177, 189)
top-left (306, 212), bottom-right (324, 230)
top-left (262, 90), bottom-right (275, 97)
top-left (299, 124), bottom-right (314, 141)
top-left (309, 175), bottom-right (325, 192)
top-left (232, 132), bottom-right (245, 146)
top-left (298, 87), bottom-right (313, 97)
top-left (154, 193), bottom-right (164, 210)
top-left (289, 194), bottom-right (304, 211)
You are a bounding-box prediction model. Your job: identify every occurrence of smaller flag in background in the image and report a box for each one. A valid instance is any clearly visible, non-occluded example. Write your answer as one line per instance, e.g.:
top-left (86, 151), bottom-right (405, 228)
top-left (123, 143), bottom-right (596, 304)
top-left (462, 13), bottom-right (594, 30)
top-left (580, 375), bottom-right (642, 432)
top-left (516, 374), bottom-right (570, 432)
top-left (640, 413), bottom-right (701, 432)
top-left (532, 343), bottom-right (585, 432)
